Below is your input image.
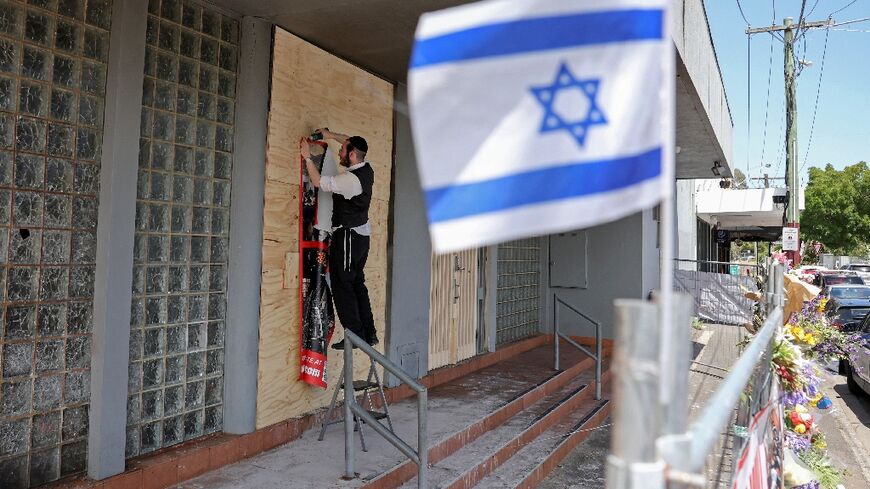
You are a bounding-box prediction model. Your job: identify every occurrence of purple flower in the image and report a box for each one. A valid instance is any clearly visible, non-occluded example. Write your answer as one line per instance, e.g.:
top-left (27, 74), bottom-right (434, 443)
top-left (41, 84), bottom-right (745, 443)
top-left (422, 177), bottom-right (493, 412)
top-left (785, 431), bottom-right (811, 454)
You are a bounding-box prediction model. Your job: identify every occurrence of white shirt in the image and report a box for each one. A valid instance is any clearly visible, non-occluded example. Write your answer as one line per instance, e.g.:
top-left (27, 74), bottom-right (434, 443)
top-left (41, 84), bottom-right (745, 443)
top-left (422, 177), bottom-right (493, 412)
top-left (319, 161), bottom-right (372, 236)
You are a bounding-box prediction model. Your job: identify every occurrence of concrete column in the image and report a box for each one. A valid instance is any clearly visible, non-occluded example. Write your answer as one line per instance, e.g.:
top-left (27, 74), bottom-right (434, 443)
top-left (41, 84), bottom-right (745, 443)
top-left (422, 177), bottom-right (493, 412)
top-left (385, 84), bottom-right (431, 387)
top-left (88, 0), bottom-right (148, 479)
top-left (222, 17), bottom-right (271, 434)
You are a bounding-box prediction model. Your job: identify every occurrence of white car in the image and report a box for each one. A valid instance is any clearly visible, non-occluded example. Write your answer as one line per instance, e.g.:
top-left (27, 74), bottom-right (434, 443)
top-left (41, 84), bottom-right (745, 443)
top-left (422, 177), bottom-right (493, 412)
top-left (841, 263), bottom-right (870, 283)
top-left (845, 314), bottom-right (870, 396)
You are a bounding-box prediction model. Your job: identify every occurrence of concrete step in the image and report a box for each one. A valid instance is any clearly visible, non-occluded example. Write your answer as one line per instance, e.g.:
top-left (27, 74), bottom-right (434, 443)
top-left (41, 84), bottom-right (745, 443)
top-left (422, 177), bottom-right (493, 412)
top-left (474, 395), bottom-right (612, 489)
top-left (427, 372), bottom-right (610, 489)
top-left (361, 356), bottom-right (601, 489)
top-left (397, 378), bottom-right (591, 488)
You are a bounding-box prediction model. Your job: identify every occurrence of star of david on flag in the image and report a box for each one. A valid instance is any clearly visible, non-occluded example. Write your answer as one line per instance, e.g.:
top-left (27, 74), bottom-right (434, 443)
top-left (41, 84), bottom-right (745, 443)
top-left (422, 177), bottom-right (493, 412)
top-left (530, 63), bottom-right (607, 147)
top-left (409, 0), bottom-right (674, 253)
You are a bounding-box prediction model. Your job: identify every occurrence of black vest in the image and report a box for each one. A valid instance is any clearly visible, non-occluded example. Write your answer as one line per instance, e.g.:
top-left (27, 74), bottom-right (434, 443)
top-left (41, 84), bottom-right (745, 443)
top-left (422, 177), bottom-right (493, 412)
top-left (332, 163), bottom-right (374, 228)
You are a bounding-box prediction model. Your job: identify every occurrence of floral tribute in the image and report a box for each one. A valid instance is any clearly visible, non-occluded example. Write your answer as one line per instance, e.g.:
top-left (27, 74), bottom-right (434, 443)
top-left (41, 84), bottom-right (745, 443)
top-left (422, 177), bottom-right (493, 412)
top-left (771, 290), bottom-right (863, 488)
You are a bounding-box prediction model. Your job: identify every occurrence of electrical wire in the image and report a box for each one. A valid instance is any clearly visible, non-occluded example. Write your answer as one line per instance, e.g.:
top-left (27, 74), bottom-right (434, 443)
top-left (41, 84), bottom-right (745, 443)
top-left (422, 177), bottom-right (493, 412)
top-left (758, 34), bottom-right (776, 180)
top-left (797, 0), bottom-right (808, 26)
top-left (831, 0), bottom-right (858, 17)
top-left (828, 16), bottom-right (870, 28)
top-left (746, 34), bottom-right (752, 181)
top-left (736, 0), bottom-right (751, 25)
top-left (799, 27), bottom-right (830, 172)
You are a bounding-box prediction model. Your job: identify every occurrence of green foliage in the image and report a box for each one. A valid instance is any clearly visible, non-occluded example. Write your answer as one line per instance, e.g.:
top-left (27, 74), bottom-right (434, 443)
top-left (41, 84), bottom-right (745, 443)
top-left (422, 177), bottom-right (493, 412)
top-left (802, 162), bottom-right (870, 255)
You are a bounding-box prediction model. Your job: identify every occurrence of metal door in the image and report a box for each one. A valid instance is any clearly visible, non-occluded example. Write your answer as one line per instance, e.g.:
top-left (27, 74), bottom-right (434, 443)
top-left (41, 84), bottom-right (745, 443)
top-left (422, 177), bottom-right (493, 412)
top-left (497, 238), bottom-right (542, 345)
top-left (429, 250), bottom-right (479, 369)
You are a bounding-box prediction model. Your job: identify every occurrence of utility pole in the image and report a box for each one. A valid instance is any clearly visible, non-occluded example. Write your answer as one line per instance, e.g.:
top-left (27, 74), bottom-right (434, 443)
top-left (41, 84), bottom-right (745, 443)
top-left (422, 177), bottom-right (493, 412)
top-left (747, 17), bottom-right (833, 267)
top-left (783, 17), bottom-right (800, 266)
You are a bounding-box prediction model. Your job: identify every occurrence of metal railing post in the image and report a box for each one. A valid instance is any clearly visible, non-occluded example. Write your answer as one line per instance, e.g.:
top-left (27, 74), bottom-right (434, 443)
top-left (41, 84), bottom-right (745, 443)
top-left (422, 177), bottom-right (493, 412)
top-left (343, 339), bottom-right (354, 479)
top-left (554, 295), bottom-right (561, 371)
top-left (595, 321), bottom-right (602, 400)
top-left (418, 390), bottom-right (428, 489)
top-left (659, 294), bottom-right (693, 438)
top-left (606, 299), bottom-right (664, 489)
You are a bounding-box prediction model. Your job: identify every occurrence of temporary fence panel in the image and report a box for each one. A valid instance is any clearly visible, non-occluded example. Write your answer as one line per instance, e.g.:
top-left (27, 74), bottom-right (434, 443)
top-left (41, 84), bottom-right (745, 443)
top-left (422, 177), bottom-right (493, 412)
top-left (496, 238), bottom-right (541, 345)
top-left (674, 268), bottom-right (756, 325)
top-left (428, 249), bottom-right (478, 370)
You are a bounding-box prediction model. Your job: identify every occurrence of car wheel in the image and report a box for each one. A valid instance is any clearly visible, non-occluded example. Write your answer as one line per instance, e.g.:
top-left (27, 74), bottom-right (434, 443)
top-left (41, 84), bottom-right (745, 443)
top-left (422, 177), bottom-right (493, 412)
top-left (847, 364), bottom-right (863, 396)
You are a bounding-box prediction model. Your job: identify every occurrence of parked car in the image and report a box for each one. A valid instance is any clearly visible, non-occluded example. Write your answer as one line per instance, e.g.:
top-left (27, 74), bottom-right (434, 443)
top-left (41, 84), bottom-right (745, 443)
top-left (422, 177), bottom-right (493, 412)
top-left (841, 263), bottom-right (870, 282)
top-left (815, 270), bottom-right (865, 289)
top-left (824, 286), bottom-right (870, 332)
top-left (843, 314), bottom-right (870, 396)
top-left (797, 265), bottom-right (827, 284)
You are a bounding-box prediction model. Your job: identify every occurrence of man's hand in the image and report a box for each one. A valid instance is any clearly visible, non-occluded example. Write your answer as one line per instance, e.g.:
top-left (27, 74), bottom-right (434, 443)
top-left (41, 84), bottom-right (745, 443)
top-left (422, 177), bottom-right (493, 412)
top-left (299, 137), bottom-right (311, 159)
top-left (315, 128), bottom-right (334, 140)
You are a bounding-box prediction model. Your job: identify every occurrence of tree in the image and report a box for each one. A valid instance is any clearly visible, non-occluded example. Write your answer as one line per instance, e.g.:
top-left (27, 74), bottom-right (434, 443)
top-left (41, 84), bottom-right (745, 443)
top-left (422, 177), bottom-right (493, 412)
top-left (732, 168), bottom-right (749, 189)
top-left (801, 162), bottom-right (870, 256)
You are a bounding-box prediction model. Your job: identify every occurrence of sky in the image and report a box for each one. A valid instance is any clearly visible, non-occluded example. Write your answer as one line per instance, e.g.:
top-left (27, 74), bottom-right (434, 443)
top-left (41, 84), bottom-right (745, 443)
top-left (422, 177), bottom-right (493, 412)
top-left (703, 0), bottom-right (870, 187)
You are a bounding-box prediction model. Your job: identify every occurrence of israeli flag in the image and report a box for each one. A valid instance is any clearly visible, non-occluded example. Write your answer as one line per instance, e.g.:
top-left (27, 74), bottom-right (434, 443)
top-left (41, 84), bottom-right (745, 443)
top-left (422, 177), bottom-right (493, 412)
top-left (409, 0), bottom-right (674, 253)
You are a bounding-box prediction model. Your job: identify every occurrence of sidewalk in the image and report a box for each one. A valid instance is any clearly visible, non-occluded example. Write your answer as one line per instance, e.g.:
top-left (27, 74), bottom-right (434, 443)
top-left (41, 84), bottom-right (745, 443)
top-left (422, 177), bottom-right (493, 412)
top-left (540, 322), bottom-right (744, 488)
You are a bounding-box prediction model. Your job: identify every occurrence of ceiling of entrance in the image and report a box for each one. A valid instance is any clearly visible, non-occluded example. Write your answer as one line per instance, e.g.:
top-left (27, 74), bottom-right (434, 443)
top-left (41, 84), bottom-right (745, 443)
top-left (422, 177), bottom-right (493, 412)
top-left (211, 0), bottom-right (733, 179)
top-left (210, 0), bottom-right (472, 82)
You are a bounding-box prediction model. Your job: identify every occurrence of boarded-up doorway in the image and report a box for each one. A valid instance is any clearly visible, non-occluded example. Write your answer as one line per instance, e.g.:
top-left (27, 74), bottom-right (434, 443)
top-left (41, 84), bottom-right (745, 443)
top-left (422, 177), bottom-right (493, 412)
top-left (429, 250), bottom-right (479, 369)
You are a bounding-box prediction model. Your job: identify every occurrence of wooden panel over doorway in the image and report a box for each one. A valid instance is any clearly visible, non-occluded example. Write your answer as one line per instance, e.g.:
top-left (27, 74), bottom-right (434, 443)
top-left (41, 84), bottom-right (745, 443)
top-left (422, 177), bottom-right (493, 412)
top-left (256, 28), bottom-right (394, 429)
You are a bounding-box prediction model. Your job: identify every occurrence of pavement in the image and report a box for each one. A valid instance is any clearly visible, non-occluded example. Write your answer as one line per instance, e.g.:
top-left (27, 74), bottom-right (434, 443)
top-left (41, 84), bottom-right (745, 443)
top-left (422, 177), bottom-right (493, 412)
top-left (815, 364), bottom-right (870, 488)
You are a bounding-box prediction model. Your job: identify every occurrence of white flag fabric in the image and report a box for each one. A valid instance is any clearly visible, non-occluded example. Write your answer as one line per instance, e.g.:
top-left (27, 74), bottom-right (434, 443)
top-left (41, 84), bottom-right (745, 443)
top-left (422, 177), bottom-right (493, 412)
top-left (409, 0), bottom-right (674, 253)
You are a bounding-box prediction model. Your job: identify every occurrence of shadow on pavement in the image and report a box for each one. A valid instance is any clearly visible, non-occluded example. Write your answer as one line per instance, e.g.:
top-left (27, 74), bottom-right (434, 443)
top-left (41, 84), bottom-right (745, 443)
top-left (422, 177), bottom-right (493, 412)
top-left (833, 383), bottom-right (870, 428)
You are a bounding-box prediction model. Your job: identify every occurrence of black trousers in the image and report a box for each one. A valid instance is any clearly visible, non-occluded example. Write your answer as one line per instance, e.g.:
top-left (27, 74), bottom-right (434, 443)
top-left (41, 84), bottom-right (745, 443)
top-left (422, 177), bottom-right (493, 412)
top-left (329, 228), bottom-right (375, 341)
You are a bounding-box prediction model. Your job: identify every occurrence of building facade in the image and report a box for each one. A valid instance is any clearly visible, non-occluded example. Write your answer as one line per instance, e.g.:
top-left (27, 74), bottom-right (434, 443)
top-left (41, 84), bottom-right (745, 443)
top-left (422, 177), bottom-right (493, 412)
top-left (0, 1), bottom-right (732, 487)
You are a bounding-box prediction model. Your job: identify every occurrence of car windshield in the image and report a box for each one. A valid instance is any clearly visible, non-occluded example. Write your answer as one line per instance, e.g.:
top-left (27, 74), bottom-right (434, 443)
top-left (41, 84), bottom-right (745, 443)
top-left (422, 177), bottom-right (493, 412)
top-left (825, 275), bottom-right (865, 286)
top-left (851, 265), bottom-right (870, 272)
top-left (829, 287), bottom-right (870, 299)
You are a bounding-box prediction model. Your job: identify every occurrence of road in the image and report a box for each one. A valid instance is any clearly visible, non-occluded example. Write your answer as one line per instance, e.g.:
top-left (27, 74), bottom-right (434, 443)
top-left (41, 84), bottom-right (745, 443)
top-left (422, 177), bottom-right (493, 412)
top-left (818, 366), bottom-right (870, 488)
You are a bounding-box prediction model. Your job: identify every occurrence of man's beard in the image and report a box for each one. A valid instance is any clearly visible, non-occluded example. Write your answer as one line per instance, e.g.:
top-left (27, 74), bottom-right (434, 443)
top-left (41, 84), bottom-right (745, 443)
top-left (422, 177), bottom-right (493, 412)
top-left (340, 154), bottom-right (351, 168)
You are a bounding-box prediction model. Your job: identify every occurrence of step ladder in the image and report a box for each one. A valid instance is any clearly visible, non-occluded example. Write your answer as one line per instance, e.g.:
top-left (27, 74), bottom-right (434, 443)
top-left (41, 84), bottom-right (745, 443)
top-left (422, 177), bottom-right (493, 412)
top-left (317, 356), bottom-right (394, 452)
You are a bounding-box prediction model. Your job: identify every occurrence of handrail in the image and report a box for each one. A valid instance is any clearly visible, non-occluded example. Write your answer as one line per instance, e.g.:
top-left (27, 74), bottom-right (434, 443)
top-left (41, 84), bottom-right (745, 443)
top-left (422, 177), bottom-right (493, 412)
top-left (553, 295), bottom-right (603, 400)
top-left (343, 331), bottom-right (428, 488)
top-left (673, 258), bottom-right (764, 267)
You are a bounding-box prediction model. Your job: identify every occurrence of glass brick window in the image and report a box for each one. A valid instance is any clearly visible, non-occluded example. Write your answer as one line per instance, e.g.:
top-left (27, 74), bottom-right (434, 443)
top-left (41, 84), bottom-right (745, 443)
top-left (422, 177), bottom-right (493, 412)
top-left (126, 0), bottom-right (237, 458)
top-left (496, 238), bottom-right (541, 345)
top-left (0, 0), bottom-right (112, 487)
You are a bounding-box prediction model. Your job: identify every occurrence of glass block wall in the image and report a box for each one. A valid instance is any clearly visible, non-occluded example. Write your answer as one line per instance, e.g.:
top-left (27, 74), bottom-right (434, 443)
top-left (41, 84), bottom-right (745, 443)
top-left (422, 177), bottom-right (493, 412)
top-left (0, 0), bottom-right (112, 487)
top-left (126, 0), bottom-right (237, 458)
top-left (496, 238), bottom-right (541, 345)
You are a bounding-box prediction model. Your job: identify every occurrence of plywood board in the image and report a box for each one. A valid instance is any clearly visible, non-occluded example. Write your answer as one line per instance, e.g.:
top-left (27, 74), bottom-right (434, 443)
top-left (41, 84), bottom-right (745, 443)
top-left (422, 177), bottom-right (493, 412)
top-left (256, 28), bottom-right (394, 429)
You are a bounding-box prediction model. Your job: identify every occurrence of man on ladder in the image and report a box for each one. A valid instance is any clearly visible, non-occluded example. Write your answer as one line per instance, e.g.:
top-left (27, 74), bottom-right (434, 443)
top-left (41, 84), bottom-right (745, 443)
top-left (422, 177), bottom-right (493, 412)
top-left (300, 128), bottom-right (379, 349)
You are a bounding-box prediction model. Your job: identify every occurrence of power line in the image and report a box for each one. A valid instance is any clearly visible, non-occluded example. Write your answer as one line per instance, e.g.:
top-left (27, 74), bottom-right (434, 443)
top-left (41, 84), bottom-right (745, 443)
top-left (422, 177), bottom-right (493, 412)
top-left (799, 26), bottom-right (830, 172)
top-left (746, 34), bottom-right (752, 181)
top-left (828, 16), bottom-right (870, 28)
top-left (831, 0), bottom-right (859, 16)
top-left (758, 34), bottom-right (776, 179)
top-left (797, 0), bottom-right (808, 26)
top-left (736, 0), bottom-right (751, 25)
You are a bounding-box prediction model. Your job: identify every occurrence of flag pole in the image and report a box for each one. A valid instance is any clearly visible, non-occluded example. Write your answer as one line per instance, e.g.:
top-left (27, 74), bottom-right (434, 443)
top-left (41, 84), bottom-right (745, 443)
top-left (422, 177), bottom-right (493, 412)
top-left (657, 5), bottom-right (677, 411)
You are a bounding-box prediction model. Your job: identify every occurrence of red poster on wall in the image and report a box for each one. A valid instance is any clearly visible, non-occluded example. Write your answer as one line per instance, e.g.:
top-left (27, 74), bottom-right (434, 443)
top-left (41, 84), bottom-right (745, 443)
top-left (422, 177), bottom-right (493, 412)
top-left (298, 140), bottom-right (337, 388)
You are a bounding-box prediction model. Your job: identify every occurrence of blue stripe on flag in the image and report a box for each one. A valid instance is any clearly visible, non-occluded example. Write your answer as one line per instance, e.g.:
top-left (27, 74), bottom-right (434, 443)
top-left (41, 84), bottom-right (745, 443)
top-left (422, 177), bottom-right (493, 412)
top-left (411, 9), bottom-right (663, 69)
top-left (425, 148), bottom-right (662, 223)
